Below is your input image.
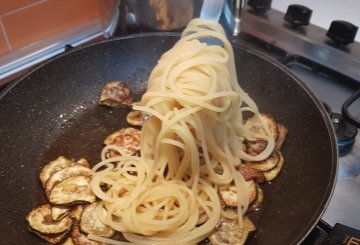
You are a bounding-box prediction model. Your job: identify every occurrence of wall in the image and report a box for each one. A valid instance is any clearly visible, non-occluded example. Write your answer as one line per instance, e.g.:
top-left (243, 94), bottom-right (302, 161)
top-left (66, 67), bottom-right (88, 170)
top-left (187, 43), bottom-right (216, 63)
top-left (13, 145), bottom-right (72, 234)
top-left (0, 0), bottom-right (106, 57)
top-left (0, 0), bottom-right (119, 84)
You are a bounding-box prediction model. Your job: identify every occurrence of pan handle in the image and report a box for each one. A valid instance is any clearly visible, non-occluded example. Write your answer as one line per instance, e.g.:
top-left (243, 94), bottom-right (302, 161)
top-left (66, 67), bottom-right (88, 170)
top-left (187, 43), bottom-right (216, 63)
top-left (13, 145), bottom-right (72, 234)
top-left (342, 88), bottom-right (360, 128)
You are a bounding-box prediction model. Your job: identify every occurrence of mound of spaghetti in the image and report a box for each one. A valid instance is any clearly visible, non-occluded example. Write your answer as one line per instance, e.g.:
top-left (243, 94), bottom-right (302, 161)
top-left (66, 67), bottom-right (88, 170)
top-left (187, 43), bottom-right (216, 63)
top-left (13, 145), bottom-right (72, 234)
top-left (90, 19), bottom-right (286, 244)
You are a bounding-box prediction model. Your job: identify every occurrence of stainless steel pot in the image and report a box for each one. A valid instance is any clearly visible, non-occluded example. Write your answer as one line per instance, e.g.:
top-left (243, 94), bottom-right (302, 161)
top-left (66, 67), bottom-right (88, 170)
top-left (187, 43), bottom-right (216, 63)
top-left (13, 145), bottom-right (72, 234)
top-left (126, 0), bottom-right (204, 31)
top-left (125, 0), bottom-right (244, 37)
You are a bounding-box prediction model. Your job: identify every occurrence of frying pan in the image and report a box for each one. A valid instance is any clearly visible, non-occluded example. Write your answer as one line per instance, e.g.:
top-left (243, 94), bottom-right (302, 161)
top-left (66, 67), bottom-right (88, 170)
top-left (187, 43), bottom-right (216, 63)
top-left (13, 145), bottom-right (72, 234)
top-left (0, 33), bottom-right (337, 245)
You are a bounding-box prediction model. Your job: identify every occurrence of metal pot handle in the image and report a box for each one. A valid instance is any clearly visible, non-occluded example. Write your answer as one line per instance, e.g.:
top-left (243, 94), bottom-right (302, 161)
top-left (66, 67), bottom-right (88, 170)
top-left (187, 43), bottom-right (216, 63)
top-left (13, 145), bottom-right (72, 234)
top-left (342, 88), bottom-right (360, 128)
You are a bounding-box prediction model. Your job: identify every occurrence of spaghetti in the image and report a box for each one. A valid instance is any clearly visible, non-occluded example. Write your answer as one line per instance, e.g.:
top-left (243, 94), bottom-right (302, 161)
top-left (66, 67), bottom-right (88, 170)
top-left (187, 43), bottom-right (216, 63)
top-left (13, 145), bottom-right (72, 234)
top-left (90, 18), bottom-right (275, 244)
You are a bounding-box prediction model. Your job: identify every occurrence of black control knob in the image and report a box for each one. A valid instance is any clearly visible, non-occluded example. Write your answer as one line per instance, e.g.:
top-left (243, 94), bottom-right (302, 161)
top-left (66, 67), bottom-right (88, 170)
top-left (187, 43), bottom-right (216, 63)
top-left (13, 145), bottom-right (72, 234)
top-left (327, 20), bottom-right (358, 46)
top-left (247, 0), bottom-right (272, 14)
top-left (284, 4), bottom-right (312, 27)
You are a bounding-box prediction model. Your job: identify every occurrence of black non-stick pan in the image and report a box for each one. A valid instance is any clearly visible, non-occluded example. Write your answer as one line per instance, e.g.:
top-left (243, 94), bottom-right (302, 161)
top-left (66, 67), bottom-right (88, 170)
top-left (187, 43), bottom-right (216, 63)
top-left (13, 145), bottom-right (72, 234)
top-left (0, 33), bottom-right (337, 245)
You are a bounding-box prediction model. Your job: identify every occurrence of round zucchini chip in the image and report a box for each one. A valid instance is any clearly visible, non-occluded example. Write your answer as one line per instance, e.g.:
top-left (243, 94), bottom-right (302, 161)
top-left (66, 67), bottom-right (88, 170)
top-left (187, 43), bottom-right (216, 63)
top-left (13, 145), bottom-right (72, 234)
top-left (49, 176), bottom-right (96, 205)
top-left (39, 156), bottom-right (73, 187)
top-left (264, 151), bottom-right (285, 181)
top-left (209, 216), bottom-right (256, 245)
top-left (26, 203), bottom-right (72, 234)
top-left (126, 110), bottom-right (147, 126)
top-left (51, 206), bottom-right (70, 221)
top-left (80, 202), bottom-right (114, 238)
top-left (71, 223), bottom-right (105, 245)
top-left (45, 165), bottom-right (92, 197)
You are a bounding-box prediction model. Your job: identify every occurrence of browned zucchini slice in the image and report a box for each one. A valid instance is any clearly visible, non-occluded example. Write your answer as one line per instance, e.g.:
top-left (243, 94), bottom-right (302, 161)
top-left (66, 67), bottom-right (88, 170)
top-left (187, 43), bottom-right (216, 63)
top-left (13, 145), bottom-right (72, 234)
top-left (39, 156), bottom-right (73, 187)
top-left (80, 202), bottom-right (114, 238)
top-left (70, 205), bottom-right (84, 222)
top-left (245, 113), bottom-right (278, 139)
top-left (71, 223), bottom-right (105, 245)
top-left (219, 181), bottom-right (256, 207)
top-left (247, 180), bottom-right (257, 204)
top-left (51, 206), bottom-right (70, 221)
top-left (63, 237), bottom-right (75, 245)
top-left (244, 150), bottom-right (281, 172)
top-left (75, 158), bottom-right (90, 169)
top-left (264, 151), bottom-right (285, 181)
top-left (237, 164), bottom-right (265, 182)
top-left (248, 184), bottom-right (264, 211)
top-left (244, 138), bottom-right (267, 156)
top-left (260, 113), bottom-right (278, 140)
top-left (36, 230), bottom-right (70, 244)
top-left (45, 165), bottom-right (92, 197)
top-left (126, 110), bottom-right (147, 126)
top-left (219, 184), bottom-right (237, 207)
top-left (275, 123), bottom-right (288, 149)
top-left (27, 204), bottom-right (72, 234)
top-left (208, 216), bottom-right (256, 245)
top-left (98, 80), bottom-right (133, 108)
top-left (49, 176), bottom-right (96, 205)
top-left (103, 127), bottom-right (141, 157)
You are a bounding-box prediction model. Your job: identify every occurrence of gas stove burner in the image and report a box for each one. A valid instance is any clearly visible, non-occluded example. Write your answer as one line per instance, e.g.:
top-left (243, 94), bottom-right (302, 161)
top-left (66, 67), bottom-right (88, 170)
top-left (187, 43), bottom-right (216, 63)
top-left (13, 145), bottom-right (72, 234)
top-left (322, 102), bottom-right (332, 115)
top-left (322, 102), bottom-right (357, 156)
top-left (342, 89), bottom-right (360, 128)
top-left (330, 112), bottom-right (358, 156)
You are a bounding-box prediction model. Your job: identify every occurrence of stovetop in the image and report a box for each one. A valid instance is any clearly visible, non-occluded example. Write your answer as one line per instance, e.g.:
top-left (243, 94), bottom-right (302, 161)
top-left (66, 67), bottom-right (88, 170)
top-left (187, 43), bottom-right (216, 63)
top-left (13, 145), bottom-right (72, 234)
top-left (1, 1), bottom-right (359, 243)
top-left (227, 3), bottom-right (360, 243)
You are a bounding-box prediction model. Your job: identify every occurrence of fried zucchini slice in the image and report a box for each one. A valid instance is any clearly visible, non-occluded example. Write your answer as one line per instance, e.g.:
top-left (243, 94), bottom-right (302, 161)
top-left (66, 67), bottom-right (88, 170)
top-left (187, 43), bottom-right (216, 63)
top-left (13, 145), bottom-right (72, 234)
top-left (49, 175), bottom-right (96, 205)
top-left (219, 181), bottom-right (256, 207)
top-left (126, 110), bottom-right (147, 126)
top-left (208, 216), bottom-right (256, 245)
top-left (80, 202), bottom-right (114, 238)
top-left (249, 184), bottom-right (264, 211)
top-left (63, 237), bottom-right (75, 245)
top-left (45, 165), bottom-right (92, 197)
top-left (219, 184), bottom-right (238, 207)
top-left (40, 157), bottom-right (91, 188)
top-left (244, 139), bottom-right (267, 156)
top-left (244, 150), bottom-right (281, 172)
top-left (39, 156), bottom-right (74, 187)
top-left (51, 206), bottom-right (70, 221)
top-left (98, 80), bottom-right (133, 108)
top-left (27, 204), bottom-right (72, 234)
top-left (275, 123), bottom-right (288, 149)
top-left (70, 205), bottom-right (84, 222)
top-left (247, 180), bottom-right (257, 204)
top-left (260, 113), bottom-right (278, 140)
top-left (264, 151), bottom-right (285, 181)
top-left (76, 158), bottom-right (90, 169)
top-left (237, 164), bottom-right (265, 182)
top-left (245, 113), bottom-right (278, 140)
top-left (36, 230), bottom-right (70, 244)
top-left (103, 127), bottom-right (141, 157)
top-left (71, 223), bottom-right (105, 245)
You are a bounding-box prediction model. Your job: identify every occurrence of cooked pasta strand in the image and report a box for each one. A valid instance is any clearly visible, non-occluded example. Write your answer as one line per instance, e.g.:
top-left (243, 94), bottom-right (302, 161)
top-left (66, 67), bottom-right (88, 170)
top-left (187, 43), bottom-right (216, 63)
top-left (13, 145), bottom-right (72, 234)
top-left (90, 18), bottom-right (275, 244)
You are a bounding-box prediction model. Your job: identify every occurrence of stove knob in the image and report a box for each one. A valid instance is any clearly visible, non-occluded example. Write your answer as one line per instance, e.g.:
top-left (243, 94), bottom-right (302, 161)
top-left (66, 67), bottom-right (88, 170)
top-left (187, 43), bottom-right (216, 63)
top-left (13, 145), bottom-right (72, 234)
top-left (284, 4), bottom-right (312, 27)
top-left (326, 20), bottom-right (358, 46)
top-left (248, 0), bottom-right (272, 14)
